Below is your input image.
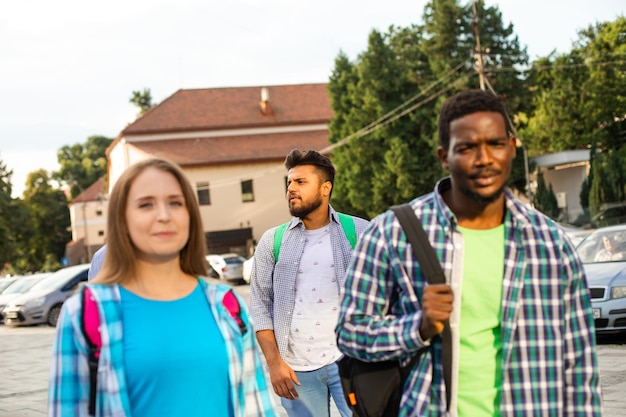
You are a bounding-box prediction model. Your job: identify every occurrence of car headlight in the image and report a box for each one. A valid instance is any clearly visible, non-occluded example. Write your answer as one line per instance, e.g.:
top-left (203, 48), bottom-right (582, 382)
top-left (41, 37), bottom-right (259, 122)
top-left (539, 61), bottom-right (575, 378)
top-left (610, 286), bottom-right (626, 300)
top-left (23, 297), bottom-right (46, 309)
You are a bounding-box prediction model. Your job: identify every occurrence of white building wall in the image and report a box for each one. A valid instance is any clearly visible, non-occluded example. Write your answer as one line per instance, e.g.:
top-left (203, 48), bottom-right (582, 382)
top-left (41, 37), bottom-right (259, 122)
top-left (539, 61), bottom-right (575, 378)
top-left (542, 164), bottom-right (589, 223)
top-left (107, 140), bottom-right (152, 193)
top-left (106, 141), bottom-right (292, 245)
top-left (69, 200), bottom-right (108, 247)
top-left (186, 162), bottom-right (291, 244)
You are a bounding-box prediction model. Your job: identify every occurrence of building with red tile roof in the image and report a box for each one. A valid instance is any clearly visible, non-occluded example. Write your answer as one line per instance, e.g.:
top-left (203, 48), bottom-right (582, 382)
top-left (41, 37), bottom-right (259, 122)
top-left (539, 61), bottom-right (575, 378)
top-left (103, 83), bottom-right (334, 256)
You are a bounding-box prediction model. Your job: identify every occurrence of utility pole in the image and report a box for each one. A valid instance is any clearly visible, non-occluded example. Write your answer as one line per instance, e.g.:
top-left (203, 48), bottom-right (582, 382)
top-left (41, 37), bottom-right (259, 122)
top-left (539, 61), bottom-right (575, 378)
top-left (471, 0), bottom-right (533, 204)
top-left (472, 0), bottom-right (485, 91)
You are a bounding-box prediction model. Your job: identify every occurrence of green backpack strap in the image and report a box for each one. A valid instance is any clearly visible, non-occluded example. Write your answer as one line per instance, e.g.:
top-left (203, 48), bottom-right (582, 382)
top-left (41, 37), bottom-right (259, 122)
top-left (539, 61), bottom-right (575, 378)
top-left (273, 222), bottom-right (289, 262)
top-left (273, 214), bottom-right (356, 262)
top-left (337, 212), bottom-right (357, 249)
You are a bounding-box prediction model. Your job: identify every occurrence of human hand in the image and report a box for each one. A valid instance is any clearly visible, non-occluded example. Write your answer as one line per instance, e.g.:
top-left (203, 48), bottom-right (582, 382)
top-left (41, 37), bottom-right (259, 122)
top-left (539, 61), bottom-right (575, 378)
top-left (419, 284), bottom-right (453, 341)
top-left (268, 359), bottom-right (300, 399)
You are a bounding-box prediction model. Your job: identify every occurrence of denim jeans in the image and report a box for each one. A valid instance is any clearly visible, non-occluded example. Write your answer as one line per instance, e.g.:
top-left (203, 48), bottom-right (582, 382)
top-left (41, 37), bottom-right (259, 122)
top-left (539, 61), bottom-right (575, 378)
top-left (280, 362), bottom-right (351, 417)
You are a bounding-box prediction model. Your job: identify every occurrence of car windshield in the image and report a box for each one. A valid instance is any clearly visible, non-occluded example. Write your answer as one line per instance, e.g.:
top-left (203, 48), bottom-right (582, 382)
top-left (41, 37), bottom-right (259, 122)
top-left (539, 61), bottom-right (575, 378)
top-left (2, 275), bottom-right (47, 294)
top-left (0, 279), bottom-right (17, 293)
top-left (576, 229), bottom-right (626, 264)
top-left (224, 256), bottom-right (244, 265)
top-left (28, 266), bottom-right (86, 292)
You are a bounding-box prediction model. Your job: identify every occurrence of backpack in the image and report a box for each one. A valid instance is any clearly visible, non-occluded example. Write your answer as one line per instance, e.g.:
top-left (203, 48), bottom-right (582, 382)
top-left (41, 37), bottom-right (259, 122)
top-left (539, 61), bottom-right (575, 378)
top-left (273, 212), bottom-right (357, 261)
top-left (81, 285), bottom-right (246, 416)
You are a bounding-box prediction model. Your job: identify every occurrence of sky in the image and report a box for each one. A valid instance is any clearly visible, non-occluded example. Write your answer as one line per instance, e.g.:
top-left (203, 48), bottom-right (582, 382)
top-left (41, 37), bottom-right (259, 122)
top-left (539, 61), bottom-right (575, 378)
top-left (1, 0), bottom-right (624, 198)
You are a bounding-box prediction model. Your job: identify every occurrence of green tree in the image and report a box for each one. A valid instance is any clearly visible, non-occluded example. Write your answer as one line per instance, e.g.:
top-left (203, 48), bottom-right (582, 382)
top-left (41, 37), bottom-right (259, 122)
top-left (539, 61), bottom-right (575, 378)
top-left (0, 159), bottom-right (16, 268)
top-left (588, 147), bottom-right (626, 216)
top-left (21, 169), bottom-right (71, 272)
top-left (54, 135), bottom-right (112, 199)
top-left (522, 17), bottom-right (626, 155)
top-left (327, 0), bottom-right (529, 217)
top-left (533, 171), bottom-right (559, 219)
top-left (328, 26), bottom-right (442, 218)
top-left (130, 88), bottom-right (155, 116)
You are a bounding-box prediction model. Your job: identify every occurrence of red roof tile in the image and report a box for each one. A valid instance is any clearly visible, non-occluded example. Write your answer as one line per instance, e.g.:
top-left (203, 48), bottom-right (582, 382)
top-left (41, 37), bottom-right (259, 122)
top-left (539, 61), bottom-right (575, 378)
top-left (123, 83), bottom-right (332, 135)
top-left (129, 130), bottom-right (331, 167)
top-left (70, 177), bottom-right (107, 205)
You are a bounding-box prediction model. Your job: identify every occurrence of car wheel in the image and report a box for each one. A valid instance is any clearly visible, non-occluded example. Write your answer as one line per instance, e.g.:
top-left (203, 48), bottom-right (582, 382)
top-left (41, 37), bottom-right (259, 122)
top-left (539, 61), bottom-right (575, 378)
top-left (48, 304), bottom-right (62, 327)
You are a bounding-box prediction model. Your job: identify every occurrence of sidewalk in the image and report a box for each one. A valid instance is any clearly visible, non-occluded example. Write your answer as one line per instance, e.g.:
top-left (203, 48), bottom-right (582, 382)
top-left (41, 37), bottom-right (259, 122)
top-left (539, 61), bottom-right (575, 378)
top-left (1, 313), bottom-right (625, 416)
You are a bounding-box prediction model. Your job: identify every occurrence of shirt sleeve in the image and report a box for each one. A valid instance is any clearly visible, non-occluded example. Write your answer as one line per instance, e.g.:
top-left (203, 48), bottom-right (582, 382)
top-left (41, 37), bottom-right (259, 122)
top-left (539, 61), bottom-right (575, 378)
top-left (561, 240), bottom-right (603, 415)
top-left (48, 296), bottom-right (87, 416)
top-left (88, 245), bottom-right (106, 280)
top-left (236, 293), bottom-right (279, 417)
top-left (336, 213), bottom-right (425, 362)
top-left (249, 229), bottom-right (276, 332)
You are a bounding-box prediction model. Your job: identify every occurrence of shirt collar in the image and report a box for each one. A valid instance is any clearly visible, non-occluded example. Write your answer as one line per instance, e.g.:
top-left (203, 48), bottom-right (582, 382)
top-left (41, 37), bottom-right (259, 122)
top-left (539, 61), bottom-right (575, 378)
top-left (432, 176), bottom-right (532, 231)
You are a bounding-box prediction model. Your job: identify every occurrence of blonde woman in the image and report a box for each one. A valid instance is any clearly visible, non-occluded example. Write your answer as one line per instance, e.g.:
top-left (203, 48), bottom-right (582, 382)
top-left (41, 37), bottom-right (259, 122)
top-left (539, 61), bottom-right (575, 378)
top-left (49, 158), bottom-right (277, 417)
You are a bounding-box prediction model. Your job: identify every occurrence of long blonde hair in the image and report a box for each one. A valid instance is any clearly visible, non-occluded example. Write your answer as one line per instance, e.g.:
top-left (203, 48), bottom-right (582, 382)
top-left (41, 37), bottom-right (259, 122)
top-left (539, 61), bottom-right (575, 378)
top-left (93, 158), bottom-right (208, 284)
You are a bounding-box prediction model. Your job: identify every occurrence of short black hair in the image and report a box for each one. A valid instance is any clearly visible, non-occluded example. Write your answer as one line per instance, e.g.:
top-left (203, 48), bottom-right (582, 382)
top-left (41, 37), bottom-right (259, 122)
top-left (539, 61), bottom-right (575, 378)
top-left (438, 89), bottom-right (513, 149)
top-left (284, 148), bottom-right (335, 187)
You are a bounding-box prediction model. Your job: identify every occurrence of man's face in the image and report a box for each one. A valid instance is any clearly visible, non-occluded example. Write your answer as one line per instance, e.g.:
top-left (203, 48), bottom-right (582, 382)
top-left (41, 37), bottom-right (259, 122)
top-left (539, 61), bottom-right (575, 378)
top-left (286, 165), bottom-right (331, 218)
top-left (438, 111), bottom-right (516, 206)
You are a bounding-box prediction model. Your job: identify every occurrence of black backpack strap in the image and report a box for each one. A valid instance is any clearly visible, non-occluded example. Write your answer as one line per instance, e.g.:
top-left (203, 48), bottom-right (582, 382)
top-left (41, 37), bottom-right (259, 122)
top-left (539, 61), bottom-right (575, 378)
top-left (391, 204), bottom-right (451, 411)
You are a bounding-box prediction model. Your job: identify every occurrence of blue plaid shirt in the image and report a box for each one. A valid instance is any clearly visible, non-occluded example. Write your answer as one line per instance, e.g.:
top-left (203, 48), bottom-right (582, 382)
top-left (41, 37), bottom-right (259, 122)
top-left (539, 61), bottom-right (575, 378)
top-left (249, 206), bottom-right (369, 360)
top-left (49, 279), bottom-right (278, 417)
top-left (336, 178), bottom-right (602, 417)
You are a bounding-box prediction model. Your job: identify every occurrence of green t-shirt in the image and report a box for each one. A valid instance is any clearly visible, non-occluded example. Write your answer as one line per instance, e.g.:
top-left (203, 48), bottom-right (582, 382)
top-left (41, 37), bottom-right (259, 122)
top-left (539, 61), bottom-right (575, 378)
top-left (457, 225), bottom-right (504, 417)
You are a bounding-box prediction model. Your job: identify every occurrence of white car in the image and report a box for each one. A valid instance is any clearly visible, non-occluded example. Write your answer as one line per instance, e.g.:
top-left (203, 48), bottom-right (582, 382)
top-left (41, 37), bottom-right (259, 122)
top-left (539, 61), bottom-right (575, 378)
top-left (206, 253), bottom-right (247, 284)
top-left (242, 257), bottom-right (254, 284)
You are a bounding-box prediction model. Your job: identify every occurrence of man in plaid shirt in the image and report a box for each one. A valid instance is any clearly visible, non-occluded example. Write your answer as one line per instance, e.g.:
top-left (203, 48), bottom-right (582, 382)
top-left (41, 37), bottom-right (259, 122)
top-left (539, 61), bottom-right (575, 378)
top-left (336, 89), bottom-right (602, 416)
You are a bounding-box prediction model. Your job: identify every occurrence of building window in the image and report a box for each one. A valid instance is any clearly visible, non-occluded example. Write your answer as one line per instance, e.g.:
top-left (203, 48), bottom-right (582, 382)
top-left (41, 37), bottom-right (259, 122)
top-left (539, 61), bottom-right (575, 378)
top-left (96, 210), bottom-right (103, 216)
top-left (197, 182), bottom-right (210, 205)
top-left (241, 179), bottom-right (254, 202)
top-left (98, 230), bottom-right (104, 237)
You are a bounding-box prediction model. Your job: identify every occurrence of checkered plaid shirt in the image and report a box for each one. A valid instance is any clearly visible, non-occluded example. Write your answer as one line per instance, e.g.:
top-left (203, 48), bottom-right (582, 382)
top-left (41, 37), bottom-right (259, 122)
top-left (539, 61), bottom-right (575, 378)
top-left (48, 279), bottom-right (278, 417)
top-left (336, 178), bottom-right (602, 417)
top-left (249, 206), bottom-right (370, 360)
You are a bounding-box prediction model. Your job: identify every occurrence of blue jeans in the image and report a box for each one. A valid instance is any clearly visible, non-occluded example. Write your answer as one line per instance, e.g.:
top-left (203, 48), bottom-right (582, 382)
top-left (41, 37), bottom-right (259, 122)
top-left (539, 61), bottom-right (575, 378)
top-left (280, 362), bottom-right (351, 417)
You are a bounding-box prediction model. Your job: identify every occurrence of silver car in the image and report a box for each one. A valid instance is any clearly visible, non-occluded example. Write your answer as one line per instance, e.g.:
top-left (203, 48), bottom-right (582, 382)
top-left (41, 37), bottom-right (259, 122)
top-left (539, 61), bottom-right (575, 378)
top-left (3, 264), bottom-right (89, 327)
top-left (206, 253), bottom-right (246, 284)
top-left (0, 273), bottom-right (51, 323)
top-left (576, 225), bottom-right (626, 333)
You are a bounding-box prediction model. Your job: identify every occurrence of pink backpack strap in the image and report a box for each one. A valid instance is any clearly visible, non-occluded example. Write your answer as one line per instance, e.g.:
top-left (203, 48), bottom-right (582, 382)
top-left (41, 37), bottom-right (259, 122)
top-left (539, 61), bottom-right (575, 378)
top-left (83, 286), bottom-right (102, 354)
top-left (222, 290), bottom-right (247, 335)
top-left (81, 286), bottom-right (101, 416)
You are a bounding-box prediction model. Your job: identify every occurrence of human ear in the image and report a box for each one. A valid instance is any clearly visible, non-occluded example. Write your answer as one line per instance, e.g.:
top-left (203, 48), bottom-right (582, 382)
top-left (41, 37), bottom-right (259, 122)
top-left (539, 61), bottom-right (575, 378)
top-left (437, 147), bottom-right (449, 170)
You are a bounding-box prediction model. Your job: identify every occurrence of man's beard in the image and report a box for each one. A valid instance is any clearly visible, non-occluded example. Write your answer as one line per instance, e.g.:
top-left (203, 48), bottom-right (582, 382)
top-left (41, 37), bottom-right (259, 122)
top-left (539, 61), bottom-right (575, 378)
top-left (459, 183), bottom-right (506, 206)
top-left (289, 194), bottom-right (323, 218)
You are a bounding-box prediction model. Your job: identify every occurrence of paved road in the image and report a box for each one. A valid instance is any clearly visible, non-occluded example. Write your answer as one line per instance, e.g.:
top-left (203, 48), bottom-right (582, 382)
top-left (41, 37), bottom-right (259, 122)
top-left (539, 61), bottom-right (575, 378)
top-left (1, 283), bottom-right (624, 416)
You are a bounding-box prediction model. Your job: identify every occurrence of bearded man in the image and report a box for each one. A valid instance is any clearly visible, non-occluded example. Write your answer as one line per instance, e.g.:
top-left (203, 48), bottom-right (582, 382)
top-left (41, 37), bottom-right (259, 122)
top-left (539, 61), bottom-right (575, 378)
top-left (250, 149), bottom-right (369, 417)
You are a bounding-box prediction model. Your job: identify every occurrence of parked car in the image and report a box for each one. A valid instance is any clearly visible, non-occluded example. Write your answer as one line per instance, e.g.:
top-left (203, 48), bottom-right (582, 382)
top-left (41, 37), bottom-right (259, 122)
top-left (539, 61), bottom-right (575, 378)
top-left (576, 225), bottom-right (626, 333)
top-left (0, 273), bottom-right (51, 323)
top-left (590, 202), bottom-right (626, 228)
top-left (206, 253), bottom-right (247, 284)
top-left (558, 223), bottom-right (593, 247)
top-left (242, 256), bottom-right (254, 284)
top-left (0, 277), bottom-right (18, 294)
top-left (3, 264), bottom-right (89, 327)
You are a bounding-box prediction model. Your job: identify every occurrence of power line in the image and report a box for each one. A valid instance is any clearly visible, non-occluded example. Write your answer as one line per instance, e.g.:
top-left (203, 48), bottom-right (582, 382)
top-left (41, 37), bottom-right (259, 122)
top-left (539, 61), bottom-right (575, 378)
top-left (202, 63), bottom-right (473, 190)
top-left (320, 61), bottom-right (471, 154)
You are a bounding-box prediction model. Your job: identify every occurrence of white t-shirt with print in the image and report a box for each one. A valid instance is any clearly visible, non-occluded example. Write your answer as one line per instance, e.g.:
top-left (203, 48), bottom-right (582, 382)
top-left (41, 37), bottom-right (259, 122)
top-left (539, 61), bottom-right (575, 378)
top-left (285, 226), bottom-right (342, 371)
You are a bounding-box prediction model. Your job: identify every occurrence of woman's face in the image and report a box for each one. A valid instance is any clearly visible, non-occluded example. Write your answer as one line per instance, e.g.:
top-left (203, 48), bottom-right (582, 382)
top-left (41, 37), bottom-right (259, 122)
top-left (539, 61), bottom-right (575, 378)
top-left (125, 167), bottom-right (190, 263)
